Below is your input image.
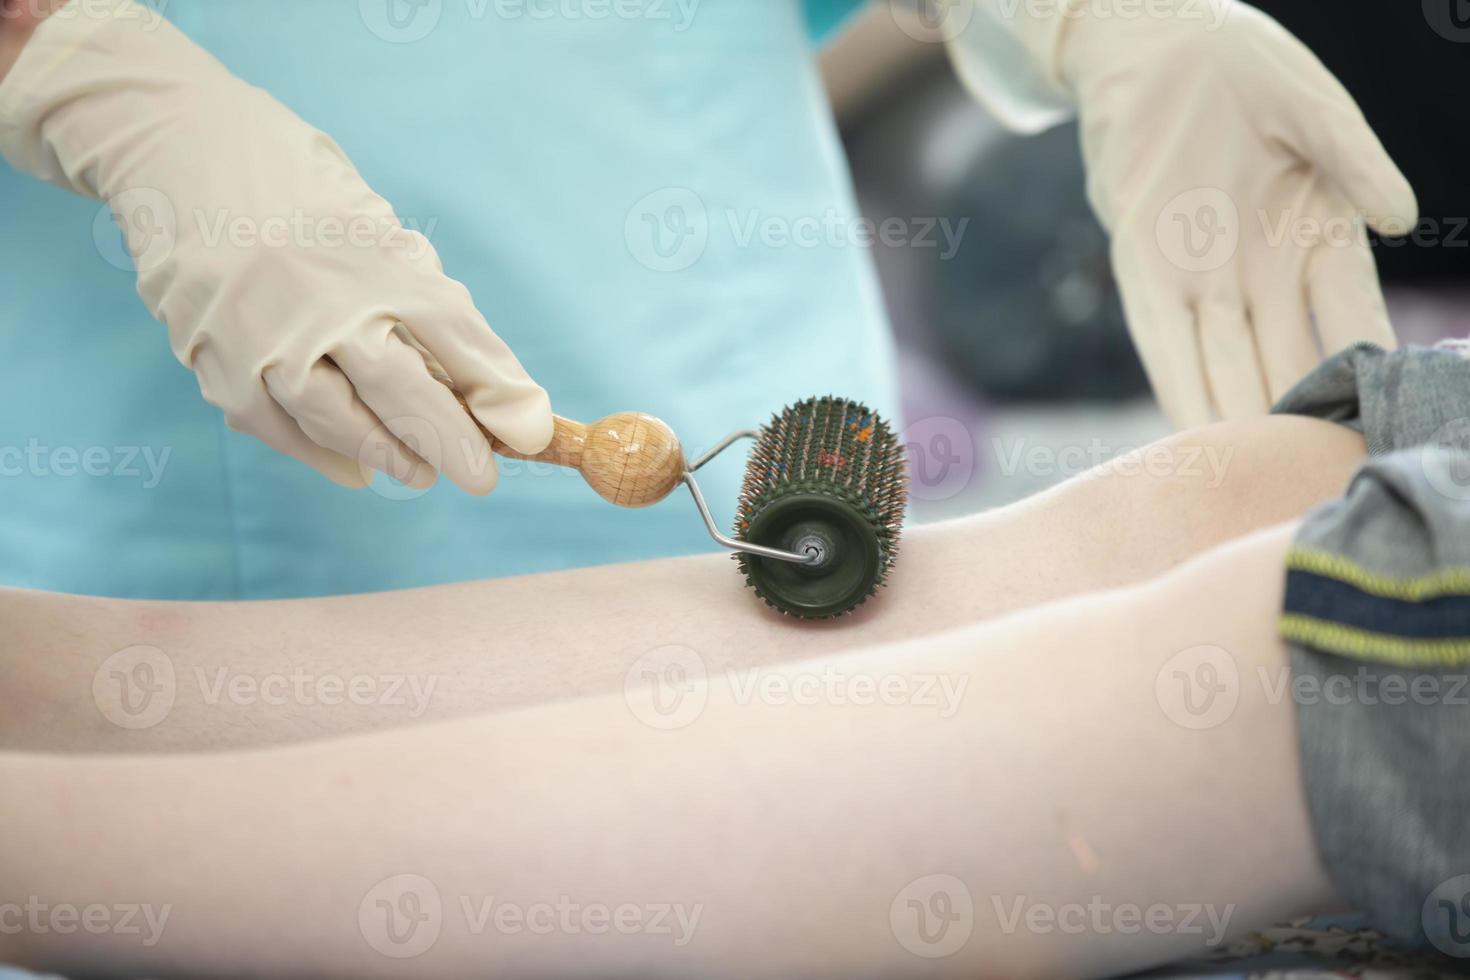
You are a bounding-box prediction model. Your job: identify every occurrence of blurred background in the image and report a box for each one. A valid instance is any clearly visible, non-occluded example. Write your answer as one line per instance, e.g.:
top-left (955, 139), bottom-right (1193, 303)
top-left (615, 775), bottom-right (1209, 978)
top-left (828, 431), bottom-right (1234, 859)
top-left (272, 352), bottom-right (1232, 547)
top-left (809, 0), bottom-right (1470, 521)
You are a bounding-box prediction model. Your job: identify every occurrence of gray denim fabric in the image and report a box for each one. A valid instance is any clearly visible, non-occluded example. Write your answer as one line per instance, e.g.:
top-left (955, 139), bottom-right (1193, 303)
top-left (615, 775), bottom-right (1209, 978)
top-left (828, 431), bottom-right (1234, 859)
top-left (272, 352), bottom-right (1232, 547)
top-left (1274, 340), bottom-right (1470, 454)
top-left (1272, 341), bottom-right (1470, 956)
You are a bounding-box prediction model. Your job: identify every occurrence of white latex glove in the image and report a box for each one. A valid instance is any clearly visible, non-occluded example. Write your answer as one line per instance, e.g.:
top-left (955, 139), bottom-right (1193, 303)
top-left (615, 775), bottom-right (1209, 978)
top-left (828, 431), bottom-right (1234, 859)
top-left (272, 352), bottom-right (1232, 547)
top-left (0, 0), bottom-right (552, 491)
top-left (947, 0), bottom-right (1418, 427)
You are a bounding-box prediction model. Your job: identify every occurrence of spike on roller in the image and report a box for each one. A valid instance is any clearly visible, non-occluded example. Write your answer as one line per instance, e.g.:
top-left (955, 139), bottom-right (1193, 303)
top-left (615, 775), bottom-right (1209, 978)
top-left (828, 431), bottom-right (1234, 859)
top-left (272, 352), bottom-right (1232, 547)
top-left (734, 395), bottom-right (909, 618)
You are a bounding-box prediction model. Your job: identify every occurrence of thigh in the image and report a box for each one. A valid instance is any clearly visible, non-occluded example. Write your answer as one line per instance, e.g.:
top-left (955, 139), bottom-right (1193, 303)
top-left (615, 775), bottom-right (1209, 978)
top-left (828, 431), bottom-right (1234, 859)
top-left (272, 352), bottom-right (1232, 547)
top-left (898, 414), bottom-right (1366, 618)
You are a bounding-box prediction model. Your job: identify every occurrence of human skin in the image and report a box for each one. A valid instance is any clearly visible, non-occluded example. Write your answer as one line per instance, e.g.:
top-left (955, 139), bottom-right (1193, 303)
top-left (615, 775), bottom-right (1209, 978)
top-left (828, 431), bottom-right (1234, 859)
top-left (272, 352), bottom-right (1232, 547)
top-left (0, 521), bottom-right (1340, 979)
top-left (0, 415), bottom-right (1366, 753)
top-left (0, 417), bottom-right (1364, 975)
top-left (0, 415), bottom-right (1368, 977)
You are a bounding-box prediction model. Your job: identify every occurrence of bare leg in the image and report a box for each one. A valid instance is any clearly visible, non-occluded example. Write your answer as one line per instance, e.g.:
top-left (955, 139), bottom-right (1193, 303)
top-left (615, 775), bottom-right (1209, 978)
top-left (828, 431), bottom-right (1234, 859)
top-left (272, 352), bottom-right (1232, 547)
top-left (0, 415), bottom-right (1363, 753)
top-left (0, 522), bottom-right (1337, 978)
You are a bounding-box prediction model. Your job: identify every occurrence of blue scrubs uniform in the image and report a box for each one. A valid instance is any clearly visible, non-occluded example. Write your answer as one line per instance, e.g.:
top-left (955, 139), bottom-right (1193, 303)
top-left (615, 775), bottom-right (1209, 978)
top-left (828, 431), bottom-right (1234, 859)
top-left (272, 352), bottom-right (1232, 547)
top-left (804, 0), bottom-right (865, 40)
top-left (0, 0), bottom-right (899, 599)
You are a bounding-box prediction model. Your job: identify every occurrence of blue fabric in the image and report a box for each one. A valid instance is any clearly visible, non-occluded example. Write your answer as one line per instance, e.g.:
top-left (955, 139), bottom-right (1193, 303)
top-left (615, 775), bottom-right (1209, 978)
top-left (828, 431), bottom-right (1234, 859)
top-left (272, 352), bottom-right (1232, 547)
top-left (804, 0), bottom-right (865, 42)
top-left (1284, 569), bottom-right (1470, 641)
top-left (0, 0), bottom-right (899, 599)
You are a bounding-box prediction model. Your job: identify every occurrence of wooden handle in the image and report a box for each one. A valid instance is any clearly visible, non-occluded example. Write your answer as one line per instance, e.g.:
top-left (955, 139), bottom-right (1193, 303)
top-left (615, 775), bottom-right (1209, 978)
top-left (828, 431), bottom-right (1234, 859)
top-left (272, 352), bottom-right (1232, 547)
top-left (455, 394), bottom-right (684, 508)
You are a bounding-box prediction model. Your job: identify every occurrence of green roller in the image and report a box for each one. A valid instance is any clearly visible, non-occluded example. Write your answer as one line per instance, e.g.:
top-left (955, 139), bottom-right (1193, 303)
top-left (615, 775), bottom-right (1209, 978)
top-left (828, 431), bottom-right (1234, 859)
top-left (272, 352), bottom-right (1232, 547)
top-left (734, 396), bottom-right (908, 618)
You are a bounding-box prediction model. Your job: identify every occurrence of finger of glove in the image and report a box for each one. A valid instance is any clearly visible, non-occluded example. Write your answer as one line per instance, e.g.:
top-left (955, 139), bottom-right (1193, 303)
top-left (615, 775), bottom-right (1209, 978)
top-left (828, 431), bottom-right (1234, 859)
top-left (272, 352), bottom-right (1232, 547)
top-left (1112, 238), bottom-right (1215, 429)
top-left (263, 358), bottom-right (434, 490)
top-left (401, 283), bottom-right (554, 456)
top-left (333, 327), bottom-right (499, 496)
top-left (1268, 27), bottom-right (1417, 231)
top-left (1197, 297), bottom-right (1272, 419)
top-left (192, 344), bottom-right (368, 488)
top-left (1248, 277), bottom-right (1321, 405)
top-left (225, 390), bottom-right (369, 489)
top-left (1306, 236), bottom-right (1398, 357)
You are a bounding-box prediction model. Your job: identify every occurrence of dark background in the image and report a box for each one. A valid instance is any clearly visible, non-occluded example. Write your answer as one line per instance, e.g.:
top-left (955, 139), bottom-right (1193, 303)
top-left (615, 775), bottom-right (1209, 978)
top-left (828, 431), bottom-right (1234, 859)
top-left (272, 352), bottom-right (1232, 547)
top-left (1255, 0), bottom-right (1467, 282)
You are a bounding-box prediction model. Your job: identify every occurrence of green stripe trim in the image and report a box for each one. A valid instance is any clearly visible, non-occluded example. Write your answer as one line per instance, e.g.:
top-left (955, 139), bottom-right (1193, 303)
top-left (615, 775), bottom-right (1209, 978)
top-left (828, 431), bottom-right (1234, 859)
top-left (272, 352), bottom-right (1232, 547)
top-left (1280, 613), bottom-right (1470, 667)
top-left (1285, 548), bottom-right (1470, 602)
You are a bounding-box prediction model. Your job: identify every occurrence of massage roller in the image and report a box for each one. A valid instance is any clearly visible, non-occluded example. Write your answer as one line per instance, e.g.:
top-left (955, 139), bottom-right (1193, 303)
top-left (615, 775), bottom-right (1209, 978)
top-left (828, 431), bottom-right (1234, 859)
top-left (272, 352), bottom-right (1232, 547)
top-left (455, 391), bottom-right (909, 617)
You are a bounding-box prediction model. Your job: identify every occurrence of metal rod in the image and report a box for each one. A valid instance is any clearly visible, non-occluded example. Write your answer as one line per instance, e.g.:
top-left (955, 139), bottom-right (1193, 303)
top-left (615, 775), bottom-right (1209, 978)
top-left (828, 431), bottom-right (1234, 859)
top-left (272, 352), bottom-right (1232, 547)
top-left (687, 429), bottom-right (760, 472)
top-left (682, 473), bottom-right (816, 565)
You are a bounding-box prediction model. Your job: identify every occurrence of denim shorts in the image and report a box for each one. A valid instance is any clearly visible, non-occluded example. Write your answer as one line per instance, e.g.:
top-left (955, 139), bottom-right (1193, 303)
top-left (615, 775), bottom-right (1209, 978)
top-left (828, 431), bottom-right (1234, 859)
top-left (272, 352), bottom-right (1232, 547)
top-left (1272, 341), bottom-right (1470, 959)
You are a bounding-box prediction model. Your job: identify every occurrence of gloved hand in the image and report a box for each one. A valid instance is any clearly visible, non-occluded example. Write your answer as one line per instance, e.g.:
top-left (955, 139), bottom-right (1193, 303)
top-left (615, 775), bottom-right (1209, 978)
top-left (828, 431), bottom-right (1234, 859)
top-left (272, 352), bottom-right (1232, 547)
top-left (947, 0), bottom-right (1417, 428)
top-left (0, 0), bottom-right (551, 491)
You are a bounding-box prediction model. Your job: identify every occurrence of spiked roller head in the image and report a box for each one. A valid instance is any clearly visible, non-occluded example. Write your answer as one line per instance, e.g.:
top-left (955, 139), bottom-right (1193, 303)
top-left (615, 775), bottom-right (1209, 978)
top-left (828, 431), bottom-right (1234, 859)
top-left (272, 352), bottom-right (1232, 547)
top-left (735, 396), bottom-right (908, 618)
